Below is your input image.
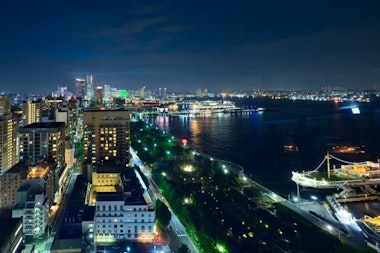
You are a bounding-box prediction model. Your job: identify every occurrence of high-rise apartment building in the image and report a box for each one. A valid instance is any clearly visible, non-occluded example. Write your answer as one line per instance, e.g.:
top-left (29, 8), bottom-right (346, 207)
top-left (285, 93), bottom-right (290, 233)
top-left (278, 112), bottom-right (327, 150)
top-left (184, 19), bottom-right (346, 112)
top-left (22, 100), bottom-right (42, 126)
top-left (0, 95), bottom-right (11, 116)
top-left (19, 122), bottom-right (66, 166)
top-left (19, 122), bottom-right (66, 195)
top-left (0, 115), bottom-right (19, 176)
top-left (83, 109), bottom-right (130, 165)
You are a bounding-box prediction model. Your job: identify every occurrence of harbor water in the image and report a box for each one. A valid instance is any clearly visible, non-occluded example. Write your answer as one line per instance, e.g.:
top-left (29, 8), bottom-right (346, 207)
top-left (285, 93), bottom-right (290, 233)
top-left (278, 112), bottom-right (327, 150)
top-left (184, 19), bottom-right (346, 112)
top-left (147, 98), bottom-right (380, 218)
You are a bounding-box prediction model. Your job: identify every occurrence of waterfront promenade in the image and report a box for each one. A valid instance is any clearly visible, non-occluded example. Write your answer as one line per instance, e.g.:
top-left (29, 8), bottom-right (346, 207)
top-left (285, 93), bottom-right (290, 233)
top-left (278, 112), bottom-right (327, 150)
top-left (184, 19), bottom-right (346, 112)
top-left (131, 118), bottom-right (366, 253)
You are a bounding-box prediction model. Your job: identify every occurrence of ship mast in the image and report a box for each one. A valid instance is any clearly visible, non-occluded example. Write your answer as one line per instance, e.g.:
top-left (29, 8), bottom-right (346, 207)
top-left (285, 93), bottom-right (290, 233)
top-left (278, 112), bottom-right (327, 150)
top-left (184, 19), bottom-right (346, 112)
top-left (326, 151), bottom-right (331, 179)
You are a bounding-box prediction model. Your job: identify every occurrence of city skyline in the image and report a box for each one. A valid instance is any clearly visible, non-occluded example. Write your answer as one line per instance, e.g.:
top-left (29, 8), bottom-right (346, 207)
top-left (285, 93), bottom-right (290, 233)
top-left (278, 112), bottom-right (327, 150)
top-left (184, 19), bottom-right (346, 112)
top-left (1, 1), bottom-right (380, 93)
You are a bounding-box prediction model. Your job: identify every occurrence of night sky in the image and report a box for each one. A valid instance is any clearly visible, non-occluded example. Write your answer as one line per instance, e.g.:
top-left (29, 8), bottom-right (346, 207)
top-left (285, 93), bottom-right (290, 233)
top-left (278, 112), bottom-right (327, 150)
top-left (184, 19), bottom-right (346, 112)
top-left (1, 0), bottom-right (380, 93)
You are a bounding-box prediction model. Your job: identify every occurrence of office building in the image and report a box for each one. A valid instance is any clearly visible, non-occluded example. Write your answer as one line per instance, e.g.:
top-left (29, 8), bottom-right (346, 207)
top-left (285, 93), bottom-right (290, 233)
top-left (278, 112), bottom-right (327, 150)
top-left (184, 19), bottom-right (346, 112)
top-left (94, 191), bottom-right (155, 242)
top-left (92, 165), bottom-right (155, 243)
top-left (83, 109), bottom-right (130, 165)
top-left (75, 78), bottom-right (86, 98)
top-left (85, 75), bottom-right (96, 107)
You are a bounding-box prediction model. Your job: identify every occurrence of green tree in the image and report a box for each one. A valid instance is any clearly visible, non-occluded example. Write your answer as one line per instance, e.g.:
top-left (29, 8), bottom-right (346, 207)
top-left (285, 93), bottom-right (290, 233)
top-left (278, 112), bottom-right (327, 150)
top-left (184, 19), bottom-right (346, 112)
top-left (156, 199), bottom-right (171, 227)
top-left (176, 244), bottom-right (190, 253)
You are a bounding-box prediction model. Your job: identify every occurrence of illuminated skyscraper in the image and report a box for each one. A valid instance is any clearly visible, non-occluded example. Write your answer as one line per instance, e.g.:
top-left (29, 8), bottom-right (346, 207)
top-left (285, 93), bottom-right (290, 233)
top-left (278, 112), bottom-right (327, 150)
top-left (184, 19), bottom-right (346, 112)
top-left (0, 95), bottom-right (11, 116)
top-left (57, 86), bottom-right (68, 98)
top-left (83, 108), bottom-right (130, 165)
top-left (95, 86), bottom-right (103, 105)
top-left (22, 100), bottom-right (42, 126)
top-left (75, 78), bottom-right (86, 97)
top-left (84, 75), bottom-right (95, 107)
top-left (0, 115), bottom-right (18, 176)
top-left (103, 84), bottom-right (112, 107)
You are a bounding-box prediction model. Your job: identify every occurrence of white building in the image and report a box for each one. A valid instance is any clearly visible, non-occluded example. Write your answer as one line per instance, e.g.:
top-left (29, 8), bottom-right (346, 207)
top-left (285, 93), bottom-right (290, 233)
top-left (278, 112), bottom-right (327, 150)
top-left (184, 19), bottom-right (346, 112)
top-left (94, 192), bottom-right (155, 243)
top-left (23, 192), bottom-right (48, 238)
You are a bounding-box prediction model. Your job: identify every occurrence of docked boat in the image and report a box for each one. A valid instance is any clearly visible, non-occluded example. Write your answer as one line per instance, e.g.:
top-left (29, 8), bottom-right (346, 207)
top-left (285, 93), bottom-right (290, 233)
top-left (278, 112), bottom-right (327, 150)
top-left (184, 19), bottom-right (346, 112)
top-left (291, 153), bottom-right (380, 189)
top-left (188, 100), bottom-right (238, 113)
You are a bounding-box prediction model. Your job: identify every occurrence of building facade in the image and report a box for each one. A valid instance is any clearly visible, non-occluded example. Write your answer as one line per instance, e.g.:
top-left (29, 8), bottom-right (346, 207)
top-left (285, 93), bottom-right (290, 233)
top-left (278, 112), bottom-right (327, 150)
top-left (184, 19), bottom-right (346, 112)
top-left (0, 115), bottom-right (19, 176)
top-left (0, 95), bottom-right (11, 116)
top-left (94, 192), bottom-right (155, 242)
top-left (83, 109), bottom-right (130, 165)
top-left (0, 163), bottom-right (27, 209)
top-left (19, 122), bottom-right (66, 194)
top-left (19, 122), bottom-right (65, 166)
top-left (22, 100), bottom-right (42, 126)
top-left (23, 192), bottom-right (48, 238)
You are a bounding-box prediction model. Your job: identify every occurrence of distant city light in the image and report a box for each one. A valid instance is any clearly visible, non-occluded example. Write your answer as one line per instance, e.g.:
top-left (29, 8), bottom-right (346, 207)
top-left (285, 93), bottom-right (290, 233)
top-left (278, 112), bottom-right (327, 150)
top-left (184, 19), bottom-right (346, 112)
top-left (119, 90), bottom-right (128, 99)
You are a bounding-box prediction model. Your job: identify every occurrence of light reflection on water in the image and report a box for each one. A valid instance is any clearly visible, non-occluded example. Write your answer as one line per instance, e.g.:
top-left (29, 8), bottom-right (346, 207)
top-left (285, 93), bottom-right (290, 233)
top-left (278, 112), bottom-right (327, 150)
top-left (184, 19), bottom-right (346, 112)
top-left (149, 100), bottom-right (380, 217)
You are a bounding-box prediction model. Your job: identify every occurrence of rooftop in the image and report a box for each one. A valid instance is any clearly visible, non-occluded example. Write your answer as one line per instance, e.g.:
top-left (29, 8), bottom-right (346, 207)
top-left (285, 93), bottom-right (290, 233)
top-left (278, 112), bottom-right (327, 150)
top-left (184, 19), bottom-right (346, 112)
top-left (19, 122), bottom-right (65, 132)
top-left (27, 165), bottom-right (51, 179)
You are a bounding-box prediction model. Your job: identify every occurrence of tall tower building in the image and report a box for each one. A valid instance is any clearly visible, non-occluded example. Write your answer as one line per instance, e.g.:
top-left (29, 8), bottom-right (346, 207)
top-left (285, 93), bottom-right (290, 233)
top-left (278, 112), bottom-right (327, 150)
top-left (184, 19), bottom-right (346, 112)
top-left (158, 88), bottom-right (162, 97)
top-left (75, 78), bottom-right (86, 97)
top-left (103, 84), bottom-right (112, 107)
top-left (95, 86), bottom-right (103, 105)
top-left (83, 109), bottom-right (130, 165)
top-left (22, 100), bottom-right (42, 126)
top-left (0, 95), bottom-right (11, 116)
top-left (85, 75), bottom-right (95, 107)
top-left (0, 115), bottom-right (18, 176)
